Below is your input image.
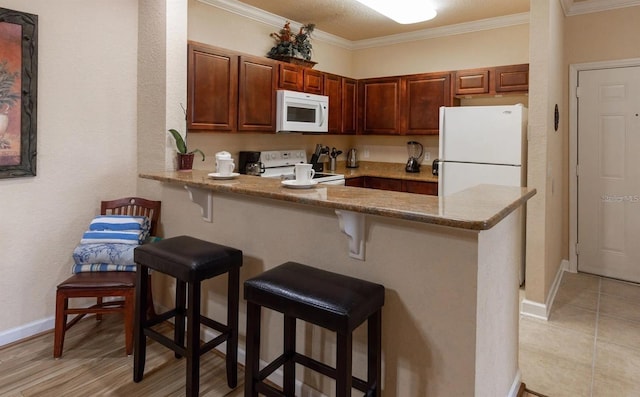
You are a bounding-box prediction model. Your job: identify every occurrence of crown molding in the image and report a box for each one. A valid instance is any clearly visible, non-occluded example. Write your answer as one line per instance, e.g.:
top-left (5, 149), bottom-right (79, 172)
top-left (197, 0), bottom-right (529, 50)
top-left (351, 13), bottom-right (529, 50)
top-left (197, 0), bottom-right (352, 49)
top-left (563, 0), bottom-right (640, 16)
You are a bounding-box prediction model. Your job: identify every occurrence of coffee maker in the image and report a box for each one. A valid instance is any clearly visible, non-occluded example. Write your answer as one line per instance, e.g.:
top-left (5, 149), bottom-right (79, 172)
top-left (405, 141), bottom-right (424, 173)
top-left (238, 151), bottom-right (264, 175)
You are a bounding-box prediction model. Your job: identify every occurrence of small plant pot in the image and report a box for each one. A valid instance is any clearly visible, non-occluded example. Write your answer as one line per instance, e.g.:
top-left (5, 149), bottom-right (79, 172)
top-left (177, 153), bottom-right (195, 171)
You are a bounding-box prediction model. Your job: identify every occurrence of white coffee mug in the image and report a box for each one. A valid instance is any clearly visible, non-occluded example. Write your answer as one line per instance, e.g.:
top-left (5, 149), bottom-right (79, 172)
top-left (294, 163), bottom-right (315, 184)
top-left (215, 151), bottom-right (232, 160)
top-left (216, 158), bottom-right (235, 176)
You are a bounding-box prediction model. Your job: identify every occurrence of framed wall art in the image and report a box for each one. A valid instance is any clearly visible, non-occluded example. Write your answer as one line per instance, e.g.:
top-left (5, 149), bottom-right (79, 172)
top-left (0, 7), bottom-right (37, 179)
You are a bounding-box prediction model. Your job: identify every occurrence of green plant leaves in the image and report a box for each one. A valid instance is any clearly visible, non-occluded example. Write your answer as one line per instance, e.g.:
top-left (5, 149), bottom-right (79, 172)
top-left (168, 129), bottom-right (205, 160)
top-left (168, 128), bottom-right (187, 154)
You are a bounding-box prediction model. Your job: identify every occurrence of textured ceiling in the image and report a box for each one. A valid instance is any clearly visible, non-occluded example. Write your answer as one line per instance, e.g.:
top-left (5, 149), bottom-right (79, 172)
top-left (235, 0), bottom-right (530, 41)
top-left (225, 0), bottom-right (637, 41)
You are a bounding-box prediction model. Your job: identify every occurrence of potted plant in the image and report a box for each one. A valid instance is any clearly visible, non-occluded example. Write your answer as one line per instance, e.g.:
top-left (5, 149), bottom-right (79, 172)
top-left (168, 128), bottom-right (205, 171)
top-left (0, 60), bottom-right (20, 149)
top-left (267, 21), bottom-right (316, 67)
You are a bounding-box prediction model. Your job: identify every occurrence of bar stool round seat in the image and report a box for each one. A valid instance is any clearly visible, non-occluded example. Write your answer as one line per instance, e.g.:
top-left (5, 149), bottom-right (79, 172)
top-left (133, 235), bottom-right (242, 397)
top-left (244, 262), bottom-right (385, 397)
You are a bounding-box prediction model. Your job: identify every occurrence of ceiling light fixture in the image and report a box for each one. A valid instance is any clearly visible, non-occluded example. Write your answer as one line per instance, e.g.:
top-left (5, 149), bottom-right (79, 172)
top-left (354, 0), bottom-right (437, 24)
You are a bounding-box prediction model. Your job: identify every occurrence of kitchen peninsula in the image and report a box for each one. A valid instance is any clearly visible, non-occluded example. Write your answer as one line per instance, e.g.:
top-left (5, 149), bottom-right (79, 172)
top-left (140, 170), bottom-right (535, 397)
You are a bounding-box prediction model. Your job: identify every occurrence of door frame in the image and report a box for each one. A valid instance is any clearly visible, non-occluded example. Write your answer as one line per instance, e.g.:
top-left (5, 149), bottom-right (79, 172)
top-left (569, 57), bottom-right (640, 272)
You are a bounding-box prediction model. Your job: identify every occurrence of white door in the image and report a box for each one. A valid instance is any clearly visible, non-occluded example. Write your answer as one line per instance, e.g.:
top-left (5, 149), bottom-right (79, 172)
top-left (577, 66), bottom-right (640, 281)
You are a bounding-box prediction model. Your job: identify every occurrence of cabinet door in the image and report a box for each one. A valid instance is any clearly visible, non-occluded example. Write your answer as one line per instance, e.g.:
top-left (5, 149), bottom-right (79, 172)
top-left (495, 64), bottom-right (529, 93)
top-left (359, 77), bottom-right (402, 134)
top-left (404, 180), bottom-right (438, 195)
top-left (278, 63), bottom-right (303, 91)
top-left (454, 68), bottom-right (489, 95)
top-left (303, 69), bottom-right (324, 94)
top-left (238, 55), bottom-right (277, 132)
top-left (364, 177), bottom-right (403, 191)
top-left (402, 72), bottom-right (452, 135)
top-left (342, 78), bottom-right (357, 134)
top-left (345, 177), bottom-right (364, 187)
top-left (324, 74), bottom-right (342, 134)
top-left (187, 43), bottom-right (238, 131)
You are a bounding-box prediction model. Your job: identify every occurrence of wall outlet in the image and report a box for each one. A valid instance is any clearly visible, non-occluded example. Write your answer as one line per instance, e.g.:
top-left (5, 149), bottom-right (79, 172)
top-left (423, 151), bottom-right (431, 162)
top-left (363, 147), bottom-right (370, 158)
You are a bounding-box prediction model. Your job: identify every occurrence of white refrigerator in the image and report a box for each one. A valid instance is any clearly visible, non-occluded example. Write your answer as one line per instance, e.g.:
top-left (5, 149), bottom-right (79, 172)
top-left (438, 104), bottom-right (528, 283)
top-left (438, 104), bottom-right (528, 195)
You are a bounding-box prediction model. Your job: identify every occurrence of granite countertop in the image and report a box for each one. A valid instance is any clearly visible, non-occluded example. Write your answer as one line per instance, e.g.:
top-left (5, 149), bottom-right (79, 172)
top-left (327, 161), bottom-right (439, 182)
top-left (140, 170), bottom-right (535, 231)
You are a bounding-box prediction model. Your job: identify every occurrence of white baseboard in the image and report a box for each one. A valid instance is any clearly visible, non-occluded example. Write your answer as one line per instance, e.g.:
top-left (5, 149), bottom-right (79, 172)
top-left (0, 316), bottom-right (54, 347)
top-left (520, 259), bottom-right (569, 320)
top-left (507, 370), bottom-right (522, 397)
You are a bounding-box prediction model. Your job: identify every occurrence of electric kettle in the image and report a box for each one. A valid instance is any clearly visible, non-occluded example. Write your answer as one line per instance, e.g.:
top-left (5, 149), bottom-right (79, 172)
top-left (346, 148), bottom-right (359, 168)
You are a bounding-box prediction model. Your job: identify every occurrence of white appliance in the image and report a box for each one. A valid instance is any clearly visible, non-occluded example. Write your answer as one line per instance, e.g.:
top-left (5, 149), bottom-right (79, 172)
top-left (438, 104), bottom-right (528, 284)
top-left (276, 90), bottom-right (329, 133)
top-left (438, 104), bottom-right (527, 196)
top-left (260, 149), bottom-right (345, 185)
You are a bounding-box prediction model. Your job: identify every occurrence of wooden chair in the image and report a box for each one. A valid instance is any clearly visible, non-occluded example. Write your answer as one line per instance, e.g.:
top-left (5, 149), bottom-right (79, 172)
top-left (53, 197), bottom-right (161, 358)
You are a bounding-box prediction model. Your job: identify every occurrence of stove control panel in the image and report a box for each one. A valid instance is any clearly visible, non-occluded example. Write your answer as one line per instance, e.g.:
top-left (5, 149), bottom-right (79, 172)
top-left (260, 150), bottom-right (308, 167)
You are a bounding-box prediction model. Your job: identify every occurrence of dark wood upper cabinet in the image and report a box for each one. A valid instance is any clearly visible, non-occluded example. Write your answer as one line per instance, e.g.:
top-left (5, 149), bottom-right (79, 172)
top-left (303, 69), bottom-right (324, 94)
top-left (494, 64), bottom-right (529, 93)
top-left (455, 64), bottom-right (529, 96)
top-left (402, 72), bottom-right (453, 135)
top-left (454, 68), bottom-right (490, 95)
top-left (187, 43), bottom-right (238, 131)
top-left (342, 78), bottom-right (357, 134)
top-left (186, 41), bottom-right (528, 135)
top-left (359, 77), bottom-right (402, 134)
top-left (278, 63), bottom-right (302, 91)
top-left (324, 74), bottom-right (357, 134)
top-left (324, 73), bottom-right (342, 133)
top-left (238, 55), bottom-right (277, 132)
top-left (277, 64), bottom-right (324, 94)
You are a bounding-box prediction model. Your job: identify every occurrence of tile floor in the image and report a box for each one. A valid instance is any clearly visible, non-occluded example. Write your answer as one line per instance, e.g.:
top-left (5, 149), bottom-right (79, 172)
top-left (520, 271), bottom-right (640, 397)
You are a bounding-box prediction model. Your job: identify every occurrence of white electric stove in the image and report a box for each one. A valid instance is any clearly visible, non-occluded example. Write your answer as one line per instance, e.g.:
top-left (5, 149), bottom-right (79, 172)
top-left (260, 150), bottom-right (345, 185)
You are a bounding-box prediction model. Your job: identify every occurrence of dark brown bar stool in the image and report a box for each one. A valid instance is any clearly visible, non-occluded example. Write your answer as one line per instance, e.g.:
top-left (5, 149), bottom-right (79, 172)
top-left (133, 235), bottom-right (242, 396)
top-left (244, 262), bottom-right (385, 397)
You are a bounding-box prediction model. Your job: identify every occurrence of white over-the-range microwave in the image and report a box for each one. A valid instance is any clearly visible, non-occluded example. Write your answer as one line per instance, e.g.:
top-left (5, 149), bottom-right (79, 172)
top-left (276, 89), bottom-right (329, 133)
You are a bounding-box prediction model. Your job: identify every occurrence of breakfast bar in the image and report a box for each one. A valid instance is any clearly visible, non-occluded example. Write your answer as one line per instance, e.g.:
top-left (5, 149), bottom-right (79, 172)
top-left (140, 170), bottom-right (535, 397)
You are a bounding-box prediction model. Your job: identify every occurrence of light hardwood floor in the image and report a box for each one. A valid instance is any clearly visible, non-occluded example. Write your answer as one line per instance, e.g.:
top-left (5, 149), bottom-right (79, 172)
top-left (0, 315), bottom-right (244, 396)
top-left (0, 312), bottom-right (547, 396)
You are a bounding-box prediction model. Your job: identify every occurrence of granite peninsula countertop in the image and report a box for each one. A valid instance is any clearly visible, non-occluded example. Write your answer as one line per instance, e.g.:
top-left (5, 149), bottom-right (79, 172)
top-left (140, 170), bottom-right (535, 231)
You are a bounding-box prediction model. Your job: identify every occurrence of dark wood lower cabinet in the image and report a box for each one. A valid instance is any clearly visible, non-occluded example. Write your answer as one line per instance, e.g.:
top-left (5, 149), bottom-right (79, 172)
top-left (404, 180), bottom-right (438, 195)
top-left (345, 176), bottom-right (438, 195)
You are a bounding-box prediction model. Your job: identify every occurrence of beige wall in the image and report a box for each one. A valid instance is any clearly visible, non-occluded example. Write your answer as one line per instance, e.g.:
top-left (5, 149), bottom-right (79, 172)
top-left (353, 24), bottom-right (530, 78)
top-left (524, 0), bottom-right (566, 305)
top-left (0, 0), bottom-right (140, 338)
top-left (565, 6), bottom-right (640, 64)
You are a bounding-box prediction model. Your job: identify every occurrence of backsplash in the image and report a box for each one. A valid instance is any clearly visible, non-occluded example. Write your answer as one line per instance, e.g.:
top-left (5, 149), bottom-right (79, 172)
top-left (187, 133), bottom-right (438, 171)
